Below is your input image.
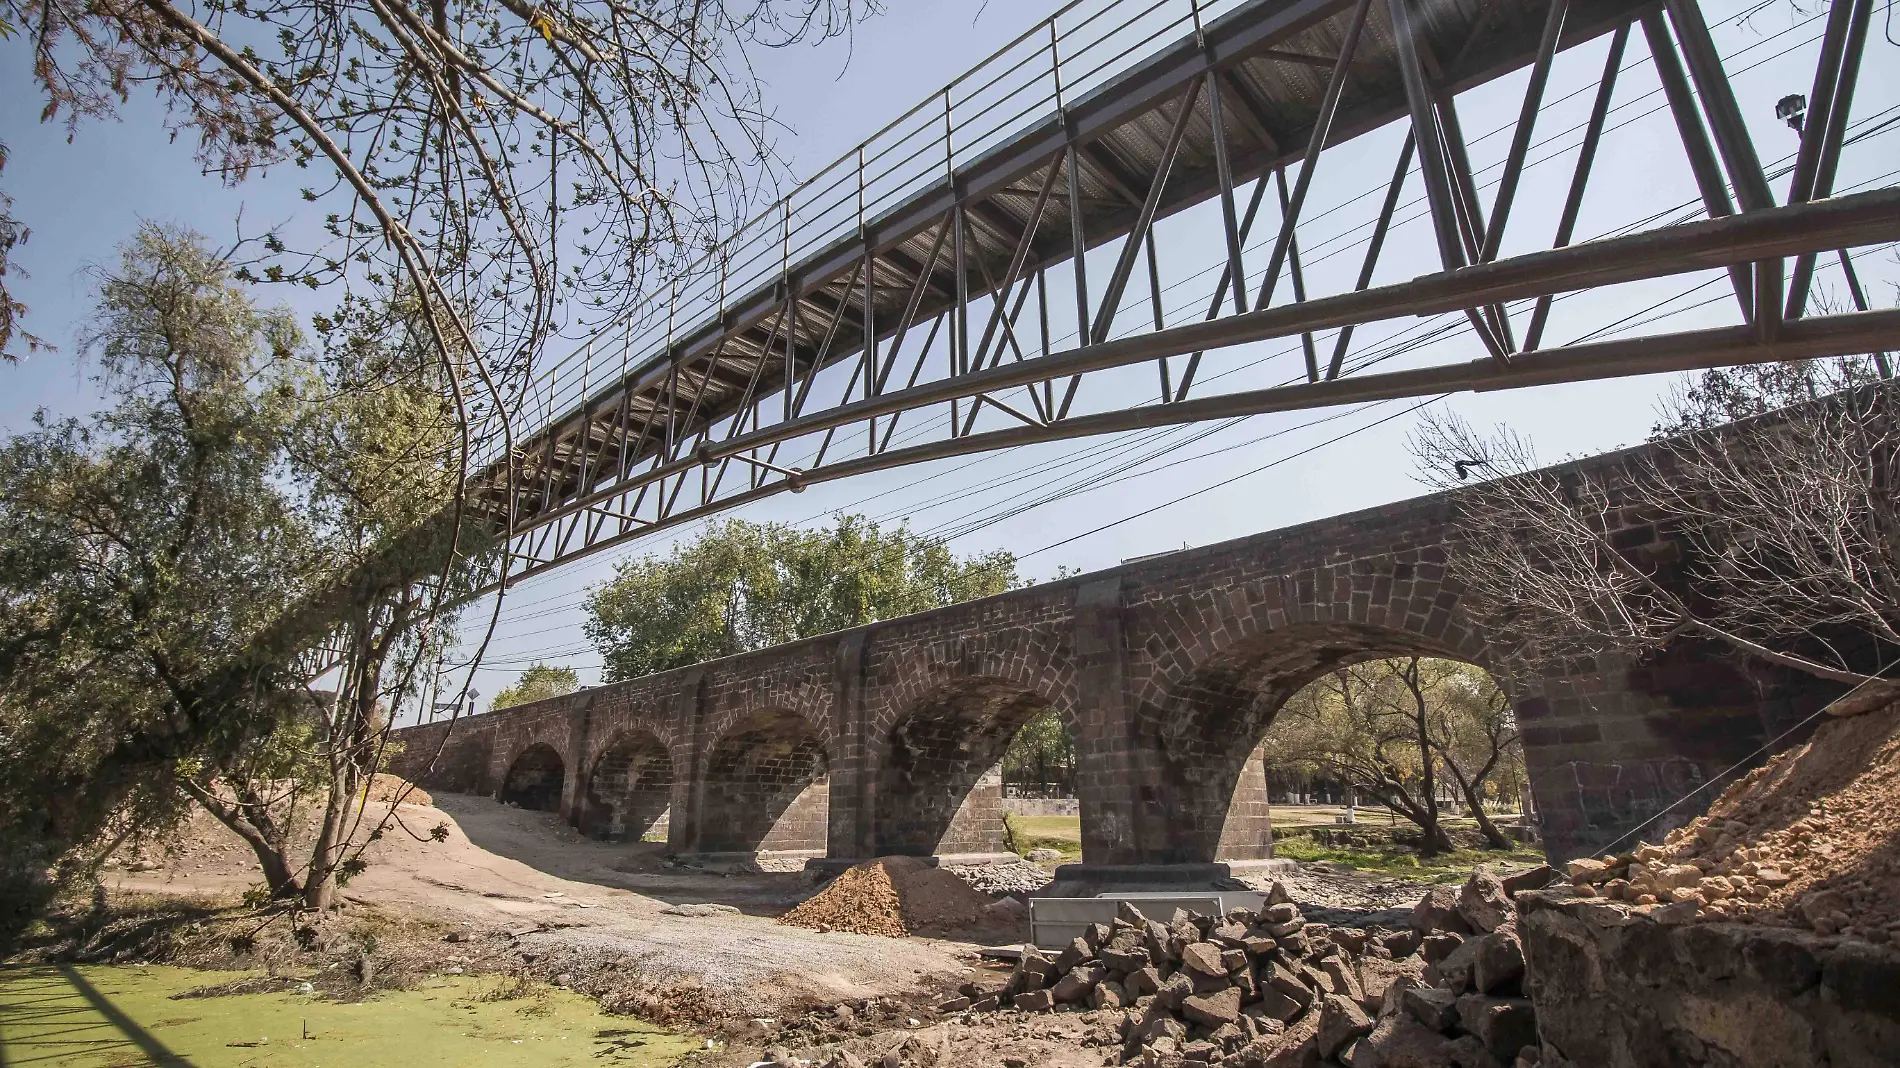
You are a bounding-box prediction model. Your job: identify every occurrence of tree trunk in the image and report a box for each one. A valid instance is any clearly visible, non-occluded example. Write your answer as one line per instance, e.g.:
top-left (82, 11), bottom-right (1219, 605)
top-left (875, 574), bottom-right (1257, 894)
top-left (1403, 660), bottom-right (1451, 857)
top-left (1441, 758), bottom-right (1511, 850)
top-left (179, 781), bottom-right (303, 897)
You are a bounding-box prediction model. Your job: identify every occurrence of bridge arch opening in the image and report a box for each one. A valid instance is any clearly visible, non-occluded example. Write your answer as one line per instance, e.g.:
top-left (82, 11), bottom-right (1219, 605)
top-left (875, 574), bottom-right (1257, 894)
top-left (499, 742), bottom-right (566, 812)
top-left (1148, 621), bottom-right (1518, 863)
top-left (874, 678), bottom-right (1076, 859)
top-left (700, 708), bottom-right (829, 855)
top-left (582, 731), bottom-right (674, 842)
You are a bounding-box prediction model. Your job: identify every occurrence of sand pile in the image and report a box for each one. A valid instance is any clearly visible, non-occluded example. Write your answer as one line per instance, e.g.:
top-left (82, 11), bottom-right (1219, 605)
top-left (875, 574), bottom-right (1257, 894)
top-left (1564, 700), bottom-right (1900, 941)
top-left (778, 856), bottom-right (999, 937)
top-left (366, 773), bottom-right (432, 807)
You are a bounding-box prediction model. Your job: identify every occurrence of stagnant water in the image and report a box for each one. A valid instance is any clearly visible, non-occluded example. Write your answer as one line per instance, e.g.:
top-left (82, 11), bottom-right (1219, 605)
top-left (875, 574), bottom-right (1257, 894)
top-left (0, 963), bottom-right (696, 1066)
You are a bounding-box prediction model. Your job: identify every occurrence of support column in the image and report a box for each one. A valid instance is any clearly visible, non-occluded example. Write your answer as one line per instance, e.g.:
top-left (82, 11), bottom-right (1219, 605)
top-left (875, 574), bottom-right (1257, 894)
top-left (669, 669), bottom-right (708, 854)
top-left (827, 629), bottom-right (874, 861)
top-left (560, 693), bottom-right (598, 828)
top-left (1071, 577), bottom-right (1141, 865)
top-left (1213, 743), bottom-right (1276, 861)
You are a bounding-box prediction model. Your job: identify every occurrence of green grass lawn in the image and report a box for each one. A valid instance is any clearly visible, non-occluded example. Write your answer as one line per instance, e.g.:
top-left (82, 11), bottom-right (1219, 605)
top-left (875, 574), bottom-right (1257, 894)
top-left (1002, 811), bottom-right (1541, 882)
top-left (1004, 814), bottom-right (1083, 864)
top-left (1271, 834), bottom-right (1546, 882)
top-left (0, 964), bottom-right (695, 1067)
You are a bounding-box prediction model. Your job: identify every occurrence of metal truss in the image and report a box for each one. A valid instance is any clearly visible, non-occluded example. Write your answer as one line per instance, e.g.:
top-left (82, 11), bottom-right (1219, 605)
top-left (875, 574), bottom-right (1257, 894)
top-left (472, 0), bottom-right (1899, 589)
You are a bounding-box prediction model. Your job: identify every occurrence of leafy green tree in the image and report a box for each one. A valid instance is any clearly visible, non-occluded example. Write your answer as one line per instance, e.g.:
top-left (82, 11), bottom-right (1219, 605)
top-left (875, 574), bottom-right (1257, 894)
top-left (0, 225), bottom-right (314, 905)
top-left (1001, 709), bottom-right (1075, 798)
top-left (492, 664), bottom-right (581, 711)
top-left (585, 515), bottom-right (1020, 681)
top-left (0, 226), bottom-right (477, 915)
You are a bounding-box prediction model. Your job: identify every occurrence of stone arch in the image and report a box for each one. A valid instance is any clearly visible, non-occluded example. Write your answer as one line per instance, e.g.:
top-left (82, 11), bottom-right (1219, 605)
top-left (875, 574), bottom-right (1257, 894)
top-left (498, 742), bottom-right (566, 812)
top-left (1144, 618), bottom-right (1504, 863)
top-left (699, 707), bottom-right (829, 854)
top-left (581, 730), bottom-right (674, 842)
top-left (873, 676), bottom-right (1071, 858)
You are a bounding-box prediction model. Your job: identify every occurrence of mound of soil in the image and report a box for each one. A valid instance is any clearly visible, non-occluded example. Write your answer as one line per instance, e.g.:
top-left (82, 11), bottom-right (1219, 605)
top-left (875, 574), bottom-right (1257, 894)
top-left (777, 856), bottom-right (999, 937)
top-left (1566, 700), bottom-right (1900, 941)
top-left (366, 773), bottom-right (432, 807)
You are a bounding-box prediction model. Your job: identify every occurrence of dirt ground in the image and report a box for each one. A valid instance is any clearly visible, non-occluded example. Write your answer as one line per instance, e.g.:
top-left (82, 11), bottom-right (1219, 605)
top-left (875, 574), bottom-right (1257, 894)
top-left (105, 794), bottom-right (979, 1020)
top-left (88, 791), bottom-right (1519, 1066)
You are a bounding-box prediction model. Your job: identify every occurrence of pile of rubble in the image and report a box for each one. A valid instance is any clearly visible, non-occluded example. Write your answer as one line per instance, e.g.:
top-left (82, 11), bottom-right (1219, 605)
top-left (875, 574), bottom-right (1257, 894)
top-left (1561, 698), bottom-right (1900, 941)
top-left (926, 869), bottom-right (1550, 1067)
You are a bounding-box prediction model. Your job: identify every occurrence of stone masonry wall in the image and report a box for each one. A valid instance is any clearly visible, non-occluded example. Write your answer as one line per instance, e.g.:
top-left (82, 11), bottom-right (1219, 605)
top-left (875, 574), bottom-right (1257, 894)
top-left (390, 438), bottom-right (1836, 868)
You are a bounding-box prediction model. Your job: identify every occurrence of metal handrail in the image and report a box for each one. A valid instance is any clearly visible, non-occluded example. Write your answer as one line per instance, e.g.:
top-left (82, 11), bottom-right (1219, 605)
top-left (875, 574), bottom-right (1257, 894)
top-left (490, 0), bottom-right (1258, 469)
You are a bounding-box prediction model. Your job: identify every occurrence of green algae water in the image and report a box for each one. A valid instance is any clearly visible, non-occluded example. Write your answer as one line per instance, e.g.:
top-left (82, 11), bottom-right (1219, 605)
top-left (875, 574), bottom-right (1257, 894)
top-left (0, 964), bottom-right (698, 1067)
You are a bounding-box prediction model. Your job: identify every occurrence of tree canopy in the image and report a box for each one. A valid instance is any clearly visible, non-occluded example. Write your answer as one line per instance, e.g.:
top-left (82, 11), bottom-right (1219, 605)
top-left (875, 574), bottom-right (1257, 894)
top-left (491, 664), bottom-right (580, 711)
top-left (584, 515), bottom-right (1021, 681)
top-left (0, 225), bottom-right (473, 915)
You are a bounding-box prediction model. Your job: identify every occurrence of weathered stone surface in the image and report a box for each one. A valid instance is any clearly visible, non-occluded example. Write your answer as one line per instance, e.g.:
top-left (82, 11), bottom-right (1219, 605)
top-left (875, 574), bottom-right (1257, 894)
top-left (1181, 987), bottom-right (1243, 1029)
top-left (1518, 889), bottom-right (1900, 1068)
top-left (1315, 994), bottom-right (1374, 1058)
top-left (1255, 986), bottom-right (1306, 1023)
top-left (1457, 872), bottom-right (1511, 934)
top-left (1420, 932), bottom-right (1466, 966)
top-left (1446, 1033), bottom-right (1505, 1068)
top-left (1455, 996), bottom-right (1537, 1062)
top-left (1090, 980), bottom-right (1127, 1010)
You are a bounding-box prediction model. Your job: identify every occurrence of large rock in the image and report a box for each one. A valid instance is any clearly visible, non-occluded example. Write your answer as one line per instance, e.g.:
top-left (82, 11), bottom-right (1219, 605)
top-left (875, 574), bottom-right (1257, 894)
top-left (1429, 936), bottom-right (1485, 992)
top-left (1446, 1033), bottom-right (1505, 1068)
top-left (1181, 941), bottom-right (1229, 979)
top-left (1261, 960), bottom-right (1316, 1012)
top-left (1455, 996), bottom-right (1538, 1062)
top-left (1412, 886), bottom-right (1474, 934)
top-left (1316, 994), bottom-right (1374, 1058)
top-left (1051, 963), bottom-right (1106, 1003)
top-left (1182, 987), bottom-right (1244, 1029)
top-left (1517, 889), bottom-right (1900, 1067)
top-left (1400, 986), bottom-right (1458, 1032)
top-left (1457, 872), bottom-right (1512, 934)
top-left (1471, 931), bottom-right (1526, 995)
top-left (1013, 988), bottom-right (1054, 1011)
top-left (1354, 1014), bottom-right (1459, 1068)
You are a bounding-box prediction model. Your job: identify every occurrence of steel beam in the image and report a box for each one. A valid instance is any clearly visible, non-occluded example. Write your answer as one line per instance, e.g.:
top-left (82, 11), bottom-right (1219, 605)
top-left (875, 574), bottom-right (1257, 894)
top-left (524, 188), bottom-right (1900, 525)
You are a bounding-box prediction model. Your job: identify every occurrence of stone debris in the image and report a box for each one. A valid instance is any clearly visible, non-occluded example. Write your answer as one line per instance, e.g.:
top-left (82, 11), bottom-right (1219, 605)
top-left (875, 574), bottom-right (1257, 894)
top-left (1556, 699), bottom-right (1900, 942)
top-left (936, 880), bottom-right (1470, 1066)
top-left (945, 861), bottom-right (1051, 896)
top-left (778, 857), bottom-right (1006, 938)
top-left (661, 903), bottom-right (742, 917)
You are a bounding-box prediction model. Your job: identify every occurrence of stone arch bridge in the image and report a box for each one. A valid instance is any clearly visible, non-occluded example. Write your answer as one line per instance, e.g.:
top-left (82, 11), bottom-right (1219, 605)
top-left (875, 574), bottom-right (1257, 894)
top-left (391, 447), bottom-right (1834, 873)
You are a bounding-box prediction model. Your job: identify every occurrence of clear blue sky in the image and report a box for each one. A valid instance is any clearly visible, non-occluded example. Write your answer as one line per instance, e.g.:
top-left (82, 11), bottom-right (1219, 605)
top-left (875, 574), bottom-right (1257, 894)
top-left (4, 0), bottom-right (1896, 707)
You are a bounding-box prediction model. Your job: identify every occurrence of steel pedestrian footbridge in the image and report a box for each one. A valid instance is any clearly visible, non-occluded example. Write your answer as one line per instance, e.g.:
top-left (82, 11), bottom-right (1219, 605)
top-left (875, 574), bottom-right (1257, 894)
top-left (466, 0), bottom-right (1899, 589)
